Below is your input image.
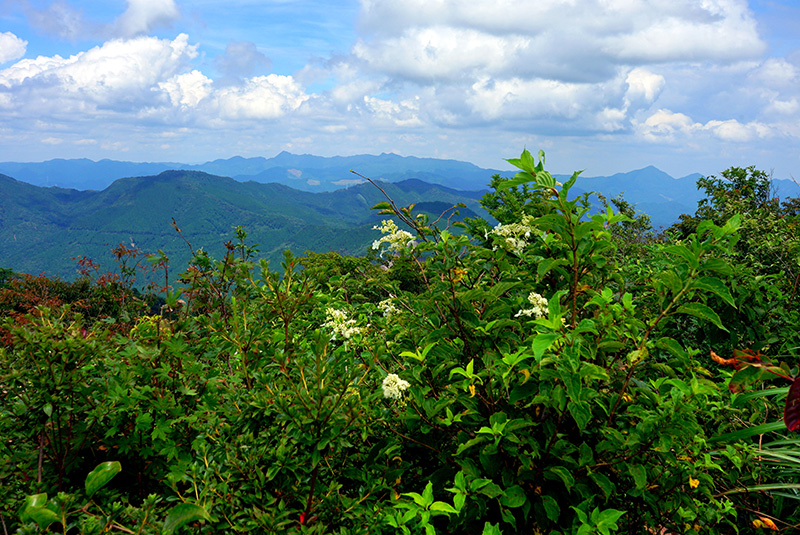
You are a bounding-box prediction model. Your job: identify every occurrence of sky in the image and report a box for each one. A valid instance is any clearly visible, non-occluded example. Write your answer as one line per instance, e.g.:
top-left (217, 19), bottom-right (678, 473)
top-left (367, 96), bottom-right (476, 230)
top-left (0, 0), bottom-right (799, 180)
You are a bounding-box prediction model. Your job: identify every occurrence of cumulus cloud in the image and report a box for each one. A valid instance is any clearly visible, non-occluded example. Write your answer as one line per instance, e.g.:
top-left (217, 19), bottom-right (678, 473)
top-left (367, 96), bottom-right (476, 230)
top-left (215, 75), bottom-right (309, 120)
top-left (338, 0), bottom-right (778, 140)
top-left (625, 68), bottom-right (665, 107)
top-left (0, 32), bottom-right (27, 64)
top-left (115, 0), bottom-right (180, 38)
top-left (23, 0), bottom-right (179, 41)
top-left (159, 70), bottom-right (213, 109)
top-left (355, 0), bottom-right (766, 82)
top-left (636, 109), bottom-right (772, 143)
top-left (0, 34), bottom-right (198, 112)
top-left (216, 41), bottom-right (272, 79)
top-left (353, 26), bottom-right (529, 82)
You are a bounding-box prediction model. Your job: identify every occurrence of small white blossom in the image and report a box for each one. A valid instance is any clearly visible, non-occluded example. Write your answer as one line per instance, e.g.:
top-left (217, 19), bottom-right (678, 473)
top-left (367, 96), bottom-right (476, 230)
top-left (372, 219), bottom-right (415, 255)
top-left (382, 373), bottom-right (410, 400)
top-left (378, 298), bottom-right (399, 318)
top-left (489, 215), bottom-right (539, 255)
top-left (322, 308), bottom-right (363, 339)
top-left (515, 292), bottom-right (549, 320)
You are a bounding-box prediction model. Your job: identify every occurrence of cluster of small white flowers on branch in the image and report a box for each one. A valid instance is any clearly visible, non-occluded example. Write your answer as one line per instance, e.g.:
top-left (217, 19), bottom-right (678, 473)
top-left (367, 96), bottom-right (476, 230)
top-left (515, 292), bottom-right (549, 320)
top-left (372, 219), bottom-right (415, 256)
top-left (489, 214), bottom-right (539, 255)
top-left (382, 373), bottom-right (410, 400)
top-left (322, 308), bottom-right (363, 339)
top-left (378, 298), bottom-right (399, 318)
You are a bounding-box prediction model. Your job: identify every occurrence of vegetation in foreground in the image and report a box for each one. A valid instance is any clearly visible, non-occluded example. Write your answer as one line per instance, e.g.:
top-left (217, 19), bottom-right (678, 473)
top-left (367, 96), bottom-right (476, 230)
top-left (2, 150), bottom-right (800, 534)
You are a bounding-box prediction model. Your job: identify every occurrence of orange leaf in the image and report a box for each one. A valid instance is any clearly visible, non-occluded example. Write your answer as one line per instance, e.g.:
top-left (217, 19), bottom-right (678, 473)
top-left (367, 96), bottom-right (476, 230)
top-left (753, 516), bottom-right (779, 530)
top-left (710, 350), bottom-right (737, 368)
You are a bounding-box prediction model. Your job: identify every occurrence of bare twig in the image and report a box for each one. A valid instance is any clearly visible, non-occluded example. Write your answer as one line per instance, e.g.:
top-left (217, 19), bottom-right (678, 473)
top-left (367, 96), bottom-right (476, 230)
top-left (350, 170), bottom-right (428, 242)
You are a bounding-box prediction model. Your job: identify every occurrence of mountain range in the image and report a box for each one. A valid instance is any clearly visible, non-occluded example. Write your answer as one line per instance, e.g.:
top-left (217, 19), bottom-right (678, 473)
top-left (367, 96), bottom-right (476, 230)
top-left (0, 152), bottom-right (506, 192)
top-left (2, 152), bottom-right (798, 281)
top-left (0, 170), bottom-right (485, 280)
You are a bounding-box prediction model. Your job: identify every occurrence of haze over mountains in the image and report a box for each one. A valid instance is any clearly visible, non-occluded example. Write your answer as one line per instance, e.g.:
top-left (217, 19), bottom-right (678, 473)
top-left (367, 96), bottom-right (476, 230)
top-left (0, 152), bottom-right (506, 192)
top-left (2, 152), bottom-right (798, 280)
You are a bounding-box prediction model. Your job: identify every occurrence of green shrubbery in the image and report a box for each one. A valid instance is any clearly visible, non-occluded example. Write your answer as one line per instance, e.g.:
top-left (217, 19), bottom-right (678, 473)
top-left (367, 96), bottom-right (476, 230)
top-left (1, 149), bottom-right (799, 533)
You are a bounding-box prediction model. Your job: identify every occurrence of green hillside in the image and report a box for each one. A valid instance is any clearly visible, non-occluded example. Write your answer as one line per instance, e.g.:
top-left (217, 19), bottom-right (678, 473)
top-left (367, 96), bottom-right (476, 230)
top-left (0, 171), bottom-right (485, 279)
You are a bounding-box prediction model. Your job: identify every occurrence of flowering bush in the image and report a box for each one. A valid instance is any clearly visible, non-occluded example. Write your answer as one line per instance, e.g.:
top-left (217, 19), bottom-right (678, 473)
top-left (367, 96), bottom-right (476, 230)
top-left (381, 373), bottom-right (410, 400)
top-left (322, 307), bottom-right (364, 339)
top-left (488, 213), bottom-right (539, 255)
top-left (514, 291), bottom-right (549, 319)
top-left (372, 219), bottom-right (415, 255)
top-left (2, 149), bottom-right (798, 534)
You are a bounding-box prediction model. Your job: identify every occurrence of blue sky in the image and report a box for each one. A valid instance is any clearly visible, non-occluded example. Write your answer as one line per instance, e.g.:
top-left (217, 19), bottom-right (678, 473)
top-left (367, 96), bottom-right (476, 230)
top-left (0, 0), bottom-right (799, 181)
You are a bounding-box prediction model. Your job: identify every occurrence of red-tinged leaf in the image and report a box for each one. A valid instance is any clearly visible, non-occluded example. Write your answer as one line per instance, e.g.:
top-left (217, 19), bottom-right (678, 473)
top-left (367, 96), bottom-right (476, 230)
top-left (784, 376), bottom-right (800, 431)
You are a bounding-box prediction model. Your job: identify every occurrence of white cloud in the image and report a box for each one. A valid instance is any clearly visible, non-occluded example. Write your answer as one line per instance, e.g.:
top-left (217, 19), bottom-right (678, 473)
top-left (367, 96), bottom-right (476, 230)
top-left (637, 109), bottom-right (772, 143)
top-left (625, 68), bottom-right (665, 106)
top-left (355, 0), bottom-right (766, 82)
top-left (363, 95), bottom-right (423, 126)
top-left (159, 70), bottom-right (212, 108)
top-left (748, 57), bottom-right (798, 88)
top-left (216, 41), bottom-right (272, 78)
top-left (215, 75), bottom-right (309, 119)
top-left (704, 119), bottom-right (770, 142)
top-left (0, 34), bottom-right (198, 111)
top-left (0, 32), bottom-right (27, 64)
top-left (353, 26), bottom-right (529, 82)
top-left (766, 98), bottom-right (800, 115)
top-left (115, 0), bottom-right (180, 38)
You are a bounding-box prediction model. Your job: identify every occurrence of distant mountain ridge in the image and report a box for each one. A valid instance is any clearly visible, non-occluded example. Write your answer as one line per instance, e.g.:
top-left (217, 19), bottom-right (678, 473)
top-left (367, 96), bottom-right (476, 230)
top-left (0, 170), bottom-right (486, 280)
top-left (0, 152), bottom-right (506, 192)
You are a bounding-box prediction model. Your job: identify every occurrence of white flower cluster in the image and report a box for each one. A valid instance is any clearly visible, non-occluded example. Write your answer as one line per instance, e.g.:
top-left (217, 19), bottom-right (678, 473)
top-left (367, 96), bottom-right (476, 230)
top-left (515, 292), bottom-right (549, 320)
top-left (378, 298), bottom-right (399, 318)
top-left (372, 219), bottom-right (415, 255)
top-left (322, 308), bottom-right (363, 339)
top-left (489, 215), bottom-right (538, 255)
top-left (382, 373), bottom-right (410, 400)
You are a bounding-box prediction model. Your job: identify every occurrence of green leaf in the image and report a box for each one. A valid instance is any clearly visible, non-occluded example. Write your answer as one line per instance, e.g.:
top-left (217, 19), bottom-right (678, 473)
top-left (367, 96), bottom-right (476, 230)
top-left (536, 171), bottom-right (556, 189)
top-left (477, 481), bottom-right (504, 499)
top-left (371, 202), bottom-right (393, 210)
top-left (627, 464), bottom-right (647, 490)
top-left (663, 244), bottom-right (699, 268)
top-left (700, 257), bottom-right (732, 276)
top-left (545, 466), bottom-right (575, 489)
top-left (568, 401), bottom-right (592, 431)
top-left (85, 461), bottom-right (122, 497)
top-left (402, 492), bottom-right (426, 507)
top-left (676, 302), bottom-right (727, 331)
top-left (496, 172), bottom-right (536, 191)
top-left (590, 471), bottom-right (616, 498)
top-left (690, 276), bottom-right (736, 308)
top-left (542, 494), bottom-right (560, 522)
top-left (21, 494), bottom-right (59, 530)
top-left (709, 420), bottom-right (787, 443)
top-left (532, 333), bottom-right (559, 362)
top-left (500, 485), bottom-right (526, 508)
top-left (482, 522), bottom-right (503, 535)
top-left (421, 480), bottom-right (434, 507)
top-left (429, 502), bottom-right (458, 514)
top-left (163, 503), bottom-right (211, 534)
top-left (22, 507), bottom-right (59, 530)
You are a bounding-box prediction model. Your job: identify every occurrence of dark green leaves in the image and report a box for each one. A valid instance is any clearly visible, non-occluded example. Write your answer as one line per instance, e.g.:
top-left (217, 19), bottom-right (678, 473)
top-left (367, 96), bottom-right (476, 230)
top-left (676, 302), bottom-right (727, 331)
top-left (85, 461), bottom-right (121, 497)
top-left (163, 503), bottom-right (211, 534)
